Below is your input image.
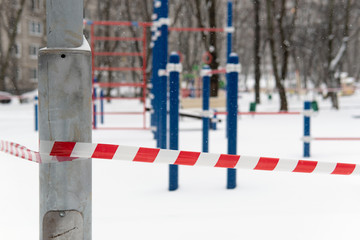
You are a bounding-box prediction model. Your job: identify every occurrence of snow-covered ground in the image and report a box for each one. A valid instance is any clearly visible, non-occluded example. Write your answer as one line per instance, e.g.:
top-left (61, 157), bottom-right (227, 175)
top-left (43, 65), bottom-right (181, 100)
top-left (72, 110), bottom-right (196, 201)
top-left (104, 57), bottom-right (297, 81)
top-left (1, 92), bottom-right (360, 239)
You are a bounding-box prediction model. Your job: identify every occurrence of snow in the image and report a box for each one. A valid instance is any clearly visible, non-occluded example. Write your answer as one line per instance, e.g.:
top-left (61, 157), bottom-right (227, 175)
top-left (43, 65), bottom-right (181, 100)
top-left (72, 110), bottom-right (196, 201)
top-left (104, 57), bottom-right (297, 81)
top-left (1, 92), bottom-right (360, 239)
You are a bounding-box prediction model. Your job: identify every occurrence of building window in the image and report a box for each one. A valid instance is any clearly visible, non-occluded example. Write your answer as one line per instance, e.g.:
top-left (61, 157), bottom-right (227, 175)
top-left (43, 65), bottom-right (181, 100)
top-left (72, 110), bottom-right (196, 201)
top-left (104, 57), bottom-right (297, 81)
top-left (29, 20), bottom-right (42, 36)
top-left (29, 44), bottom-right (39, 59)
top-left (31, 0), bottom-right (35, 10)
top-left (29, 68), bottom-right (38, 82)
top-left (12, 43), bottom-right (21, 58)
top-left (30, 0), bottom-right (42, 11)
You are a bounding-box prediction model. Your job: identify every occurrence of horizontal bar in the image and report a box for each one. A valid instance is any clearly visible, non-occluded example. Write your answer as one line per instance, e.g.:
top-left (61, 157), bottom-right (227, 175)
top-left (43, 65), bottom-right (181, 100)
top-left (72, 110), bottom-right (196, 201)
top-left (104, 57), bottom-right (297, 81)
top-left (90, 21), bottom-right (151, 27)
top-left (215, 111), bottom-right (301, 115)
top-left (96, 97), bottom-right (143, 100)
top-left (94, 112), bottom-right (144, 115)
top-left (94, 67), bottom-right (143, 72)
top-left (94, 127), bottom-right (150, 130)
top-left (94, 82), bottom-right (144, 87)
top-left (210, 69), bottom-right (226, 74)
top-left (93, 36), bottom-right (143, 41)
top-left (169, 27), bottom-right (225, 32)
top-left (314, 137), bottom-right (360, 141)
top-left (94, 52), bottom-right (142, 57)
top-left (89, 21), bottom-right (227, 32)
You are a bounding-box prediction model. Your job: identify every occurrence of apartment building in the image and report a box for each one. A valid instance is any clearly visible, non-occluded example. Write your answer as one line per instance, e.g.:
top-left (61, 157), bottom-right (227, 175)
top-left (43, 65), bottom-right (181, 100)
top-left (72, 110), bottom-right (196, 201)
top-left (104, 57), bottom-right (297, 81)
top-left (1, 0), bottom-right (45, 93)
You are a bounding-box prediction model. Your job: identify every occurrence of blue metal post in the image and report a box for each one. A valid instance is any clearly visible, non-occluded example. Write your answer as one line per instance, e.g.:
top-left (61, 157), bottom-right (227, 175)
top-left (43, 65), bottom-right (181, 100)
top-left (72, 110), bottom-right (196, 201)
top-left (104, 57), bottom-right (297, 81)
top-left (227, 53), bottom-right (239, 189)
top-left (202, 65), bottom-right (211, 153)
top-left (151, 1), bottom-right (160, 141)
top-left (158, 0), bottom-right (168, 151)
top-left (226, 1), bottom-right (233, 139)
top-left (93, 88), bottom-right (97, 129)
top-left (227, 1), bottom-right (233, 60)
top-left (169, 52), bottom-right (180, 191)
top-left (303, 101), bottom-right (311, 157)
top-left (34, 96), bottom-right (38, 131)
top-left (100, 89), bottom-right (104, 124)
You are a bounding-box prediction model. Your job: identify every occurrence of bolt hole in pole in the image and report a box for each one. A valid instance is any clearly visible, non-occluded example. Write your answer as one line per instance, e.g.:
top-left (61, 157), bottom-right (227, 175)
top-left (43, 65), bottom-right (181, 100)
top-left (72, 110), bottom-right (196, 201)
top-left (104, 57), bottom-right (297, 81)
top-left (61, 54), bottom-right (66, 58)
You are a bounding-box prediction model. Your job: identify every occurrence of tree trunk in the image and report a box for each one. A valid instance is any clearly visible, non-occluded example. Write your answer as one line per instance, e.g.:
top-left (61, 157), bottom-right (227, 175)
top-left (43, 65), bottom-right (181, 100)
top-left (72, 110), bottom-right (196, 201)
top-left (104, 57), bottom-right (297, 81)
top-left (265, 0), bottom-right (288, 111)
top-left (195, 0), bottom-right (219, 97)
top-left (253, 0), bottom-right (261, 104)
top-left (208, 0), bottom-right (219, 97)
top-left (0, 0), bottom-right (26, 92)
top-left (326, 0), bottom-right (339, 109)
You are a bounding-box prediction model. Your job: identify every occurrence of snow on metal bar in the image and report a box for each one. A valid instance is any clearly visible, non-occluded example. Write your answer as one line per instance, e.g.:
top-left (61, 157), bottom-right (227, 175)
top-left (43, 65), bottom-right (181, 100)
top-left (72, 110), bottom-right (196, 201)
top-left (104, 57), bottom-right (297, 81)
top-left (1, 140), bottom-right (359, 176)
top-left (167, 63), bottom-right (183, 73)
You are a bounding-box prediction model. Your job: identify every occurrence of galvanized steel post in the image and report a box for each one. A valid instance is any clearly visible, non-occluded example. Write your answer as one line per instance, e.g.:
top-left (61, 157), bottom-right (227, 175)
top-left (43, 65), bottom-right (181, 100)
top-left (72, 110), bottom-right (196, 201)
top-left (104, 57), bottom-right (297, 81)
top-left (168, 52), bottom-right (181, 191)
top-left (39, 0), bottom-right (92, 239)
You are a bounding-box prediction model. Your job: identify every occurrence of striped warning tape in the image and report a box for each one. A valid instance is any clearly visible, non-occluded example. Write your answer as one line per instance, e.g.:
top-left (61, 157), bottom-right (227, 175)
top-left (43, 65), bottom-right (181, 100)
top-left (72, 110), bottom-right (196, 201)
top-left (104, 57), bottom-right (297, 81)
top-left (0, 140), bottom-right (359, 175)
top-left (0, 140), bottom-right (41, 163)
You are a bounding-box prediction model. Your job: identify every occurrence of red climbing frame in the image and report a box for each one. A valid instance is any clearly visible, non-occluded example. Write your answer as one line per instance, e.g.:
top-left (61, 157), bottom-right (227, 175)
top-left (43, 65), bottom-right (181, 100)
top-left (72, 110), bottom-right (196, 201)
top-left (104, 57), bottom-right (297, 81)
top-left (90, 21), bottom-right (151, 130)
top-left (88, 20), bottom-right (230, 130)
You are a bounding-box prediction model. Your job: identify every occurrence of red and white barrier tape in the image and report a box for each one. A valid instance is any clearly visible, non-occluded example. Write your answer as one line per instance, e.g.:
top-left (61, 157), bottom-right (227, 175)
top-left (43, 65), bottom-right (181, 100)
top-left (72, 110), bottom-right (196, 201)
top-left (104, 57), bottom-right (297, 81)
top-left (0, 140), bottom-right (41, 163)
top-left (0, 140), bottom-right (359, 176)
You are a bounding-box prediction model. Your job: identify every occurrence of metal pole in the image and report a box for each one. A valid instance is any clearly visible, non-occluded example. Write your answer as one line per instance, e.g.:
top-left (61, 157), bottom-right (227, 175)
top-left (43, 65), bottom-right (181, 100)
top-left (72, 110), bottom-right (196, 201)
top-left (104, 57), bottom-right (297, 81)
top-left (35, 96), bottom-right (38, 131)
top-left (226, 1), bottom-right (233, 140)
top-left (158, 0), bottom-right (168, 151)
top-left (93, 88), bottom-right (97, 129)
top-left (100, 89), bottom-right (104, 124)
top-left (151, 1), bottom-right (160, 141)
top-left (39, 0), bottom-right (92, 239)
top-left (303, 101), bottom-right (311, 157)
top-left (169, 52), bottom-right (181, 191)
top-left (227, 1), bottom-right (233, 60)
top-left (226, 53), bottom-right (240, 189)
top-left (202, 65), bottom-right (211, 153)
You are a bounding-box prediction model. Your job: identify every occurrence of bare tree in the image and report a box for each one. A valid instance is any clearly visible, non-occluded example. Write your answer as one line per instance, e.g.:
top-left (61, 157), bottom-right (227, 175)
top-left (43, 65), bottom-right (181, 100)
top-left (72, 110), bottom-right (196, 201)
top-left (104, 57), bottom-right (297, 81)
top-left (253, 0), bottom-right (261, 104)
top-left (265, 0), bottom-right (288, 111)
top-left (329, 0), bottom-right (352, 109)
top-left (194, 0), bottom-right (220, 97)
top-left (0, 0), bottom-right (26, 93)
